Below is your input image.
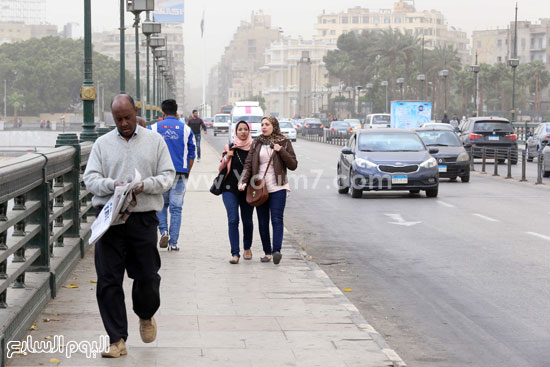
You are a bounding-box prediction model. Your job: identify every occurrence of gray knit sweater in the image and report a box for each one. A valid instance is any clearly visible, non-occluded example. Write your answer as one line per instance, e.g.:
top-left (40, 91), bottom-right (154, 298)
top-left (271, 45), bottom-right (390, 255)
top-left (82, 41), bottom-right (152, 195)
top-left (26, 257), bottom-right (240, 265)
top-left (83, 126), bottom-right (176, 212)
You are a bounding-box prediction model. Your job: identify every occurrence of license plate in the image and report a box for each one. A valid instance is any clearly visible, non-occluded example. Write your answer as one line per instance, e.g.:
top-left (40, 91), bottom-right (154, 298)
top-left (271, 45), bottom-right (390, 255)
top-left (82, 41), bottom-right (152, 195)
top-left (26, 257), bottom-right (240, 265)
top-left (392, 175), bottom-right (408, 184)
top-left (488, 135), bottom-right (499, 141)
top-left (439, 165), bottom-right (447, 173)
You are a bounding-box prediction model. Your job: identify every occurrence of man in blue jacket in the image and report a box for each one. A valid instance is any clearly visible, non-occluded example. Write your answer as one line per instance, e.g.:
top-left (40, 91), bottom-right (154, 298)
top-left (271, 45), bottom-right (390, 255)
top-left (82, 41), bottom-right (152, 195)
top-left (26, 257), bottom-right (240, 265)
top-left (150, 99), bottom-right (195, 251)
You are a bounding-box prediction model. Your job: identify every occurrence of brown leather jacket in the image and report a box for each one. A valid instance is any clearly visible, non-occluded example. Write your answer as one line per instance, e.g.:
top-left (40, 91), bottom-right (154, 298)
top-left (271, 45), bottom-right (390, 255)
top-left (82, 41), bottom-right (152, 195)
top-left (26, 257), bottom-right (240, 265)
top-left (240, 138), bottom-right (298, 186)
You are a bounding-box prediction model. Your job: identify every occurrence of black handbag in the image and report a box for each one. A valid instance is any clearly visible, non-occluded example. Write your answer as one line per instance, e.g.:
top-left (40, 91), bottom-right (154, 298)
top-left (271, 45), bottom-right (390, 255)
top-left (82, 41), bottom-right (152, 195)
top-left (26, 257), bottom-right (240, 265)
top-left (210, 167), bottom-right (227, 196)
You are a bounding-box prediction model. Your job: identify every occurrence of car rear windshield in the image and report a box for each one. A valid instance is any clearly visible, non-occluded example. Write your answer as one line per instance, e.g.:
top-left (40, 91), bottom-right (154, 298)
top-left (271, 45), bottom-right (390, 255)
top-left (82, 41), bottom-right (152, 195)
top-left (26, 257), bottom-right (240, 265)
top-left (474, 121), bottom-right (513, 132)
top-left (305, 119), bottom-right (321, 124)
top-left (358, 133), bottom-right (425, 152)
top-left (372, 115), bottom-right (390, 124)
top-left (331, 122), bottom-right (349, 128)
top-left (233, 116), bottom-right (263, 123)
top-left (417, 130), bottom-right (461, 147)
top-left (215, 115), bottom-right (229, 122)
top-left (279, 122), bottom-right (293, 128)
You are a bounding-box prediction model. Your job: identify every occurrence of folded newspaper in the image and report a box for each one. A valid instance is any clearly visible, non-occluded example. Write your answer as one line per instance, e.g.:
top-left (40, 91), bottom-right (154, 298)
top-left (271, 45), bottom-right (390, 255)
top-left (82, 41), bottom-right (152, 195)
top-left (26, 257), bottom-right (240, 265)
top-left (89, 169), bottom-right (142, 244)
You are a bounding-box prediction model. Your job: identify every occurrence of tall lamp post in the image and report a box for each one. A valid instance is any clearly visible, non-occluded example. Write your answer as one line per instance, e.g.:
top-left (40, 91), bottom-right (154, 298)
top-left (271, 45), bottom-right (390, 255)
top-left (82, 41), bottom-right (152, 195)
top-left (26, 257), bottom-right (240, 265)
top-left (470, 52), bottom-right (480, 117)
top-left (381, 81), bottom-right (389, 113)
top-left (396, 78), bottom-right (405, 100)
top-left (439, 69), bottom-right (449, 115)
top-left (127, 0), bottom-right (154, 116)
top-left (416, 74), bottom-right (425, 100)
top-left (142, 17), bottom-right (161, 124)
top-left (119, 0), bottom-right (125, 93)
top-left (150, 37), bottom-right (165, 120)
top-left (508, 3), bottom-right (519, 122)
top-left (355, 86), bottom-right (363, 116)
top-left (365, 83), bottom-right (373, 115)
top-left (80, 0), bottom-right (97, 142)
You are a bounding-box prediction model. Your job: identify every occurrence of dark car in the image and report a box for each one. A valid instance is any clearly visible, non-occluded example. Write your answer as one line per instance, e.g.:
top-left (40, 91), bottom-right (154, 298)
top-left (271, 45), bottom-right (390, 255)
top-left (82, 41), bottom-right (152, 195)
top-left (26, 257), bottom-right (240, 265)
top-left (458, 117), bottom-right (518, 164)
top-left (327, 121), bottom-right (351, 142)
top-left (302, 118), bottom-right (324, 136)
top-left (416, 128), bottom-right (471, 182)
top-left (337, 129), bottom-right (439, 198)
top-left (526, 122), bottom-right (550, 161)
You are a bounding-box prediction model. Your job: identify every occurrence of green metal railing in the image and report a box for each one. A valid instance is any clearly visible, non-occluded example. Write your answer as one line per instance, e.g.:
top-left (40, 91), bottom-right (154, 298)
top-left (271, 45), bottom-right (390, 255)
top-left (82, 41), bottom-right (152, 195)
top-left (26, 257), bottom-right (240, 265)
top-left (0, 135), bottom-right (95, 365)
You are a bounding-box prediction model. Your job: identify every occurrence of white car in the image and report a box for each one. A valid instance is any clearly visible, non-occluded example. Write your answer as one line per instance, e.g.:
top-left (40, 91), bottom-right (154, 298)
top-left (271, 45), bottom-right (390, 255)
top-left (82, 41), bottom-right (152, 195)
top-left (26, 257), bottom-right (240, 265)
top-left (279, 121), bottom-right (297, 142)
top-left (365, 114), bottom-right (391, 129)
top-left (213, 113), bottom-right (230, 136)
top-left (420, 122), bottom-right (455, 131)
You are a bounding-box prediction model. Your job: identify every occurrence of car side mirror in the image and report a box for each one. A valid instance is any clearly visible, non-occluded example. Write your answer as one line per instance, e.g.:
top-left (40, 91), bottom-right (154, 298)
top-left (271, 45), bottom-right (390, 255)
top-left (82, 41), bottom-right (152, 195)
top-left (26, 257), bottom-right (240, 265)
top-left (429, 148), bottom-right (439, 154)
top-left (341, 147), bottom-right (353, 155)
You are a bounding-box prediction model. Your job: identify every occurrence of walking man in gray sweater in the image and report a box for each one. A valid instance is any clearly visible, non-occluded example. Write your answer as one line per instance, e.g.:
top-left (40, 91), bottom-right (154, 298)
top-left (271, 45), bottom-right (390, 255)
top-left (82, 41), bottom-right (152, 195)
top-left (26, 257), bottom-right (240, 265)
top-left (83, 94), bottom-right (175, 358)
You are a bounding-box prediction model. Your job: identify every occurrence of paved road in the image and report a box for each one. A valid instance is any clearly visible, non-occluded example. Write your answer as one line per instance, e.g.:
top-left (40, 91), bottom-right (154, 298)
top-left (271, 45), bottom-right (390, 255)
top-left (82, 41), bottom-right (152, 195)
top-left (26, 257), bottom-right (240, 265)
top-left (207, 133), bottom-right (550, 367)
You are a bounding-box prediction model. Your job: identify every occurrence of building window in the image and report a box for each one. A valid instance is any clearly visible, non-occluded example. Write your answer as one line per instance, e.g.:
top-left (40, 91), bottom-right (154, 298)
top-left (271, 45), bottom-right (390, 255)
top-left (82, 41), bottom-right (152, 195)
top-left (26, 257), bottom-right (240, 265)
top-left (477, 41), bottom-right (481, 48)
top-left (330, 30), bottom-right (336, 35)
top-left (332, 19), bottom-right (336, 24)
top-left (437, 19), bottom-right (442, 25)
top-left (322, 19), bottom-right (327, 24)
top-left (408, 17), bottom-right (414, 23)
top-left (384, 16), bottom-right (391, 24)
top-left (322, 30), bottom-right (327, 36)
top-left (352, 16), bottom-right (359, 24)
top-left (248, 39), bottom-right (256, 46)
top-left (406, 29), bottom-right (413, 35)
top-left (362, 16), bottom-right (369, 23)
top-left (497, 56), bottom-right (502, 62)
top-left (394, 17), bottom-right (402, 23)
top-left (341, 16), bottom-right (348, 24)
top-left (373, 16), bottom-right (379, 24)
top-left (497, 39), bottom-right (502, 47)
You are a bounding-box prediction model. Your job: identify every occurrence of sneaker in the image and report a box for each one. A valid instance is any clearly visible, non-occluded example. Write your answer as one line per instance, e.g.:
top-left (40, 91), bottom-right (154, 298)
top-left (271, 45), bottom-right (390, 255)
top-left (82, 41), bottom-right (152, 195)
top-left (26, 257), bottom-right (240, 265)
top-left (139, 317), bottom-right (157, 343)
top-left (168, 245), bottom-right (180, 252)
top-left (197, 157), bottom-right (201, 162)
top-left (273, 252), bottom-right (282, 265)
top-left (101, 338), bottom-right (127, 358)
top-left (159, 231), bottom-right (169, 248)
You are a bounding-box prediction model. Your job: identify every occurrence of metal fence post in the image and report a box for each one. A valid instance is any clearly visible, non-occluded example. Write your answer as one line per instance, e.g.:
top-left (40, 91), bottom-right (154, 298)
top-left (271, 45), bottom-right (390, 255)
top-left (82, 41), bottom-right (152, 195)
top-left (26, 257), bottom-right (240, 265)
top-left (56, 133), bottom-right (81, 238)
top-left (536, 151), bottom-right (544, 184)
top-left (469, 146), bottom-right (475, 172)
top-left (493, 148), bottom-right (499, 176)
top-left (506, 148), bottom-right (513, 179)
top-left (520, 149), bottom-right (527, 181)
top-left (481, 147), bottom-right (487, 174)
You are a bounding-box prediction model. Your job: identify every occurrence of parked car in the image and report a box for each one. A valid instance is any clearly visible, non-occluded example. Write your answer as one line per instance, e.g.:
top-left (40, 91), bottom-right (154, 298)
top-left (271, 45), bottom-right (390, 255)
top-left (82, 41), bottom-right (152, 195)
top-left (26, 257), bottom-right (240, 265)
top-left (203, 117), bottom-right (214, 129)
top-left (213, 113), bottom-right (230, 136)
top-left (303, 118), bottom-right (324, 136)
top-left (337, 129), bottom-right (440, 198)
top-left (416, 128), bottom-right (470, 182)
top-left (327, 121), bottom-right (352, 142)
top-left (526, 122), bottom-right (550, 161)
top-left (365, 114), bottom-right (391, 129)
top-left (420, 122), bottom-right (455, 131)
top-left (279, 120), bottom-right (297, 142)
top-left (458, 117), bottom-right (518, 164)
top-left (344, 119), bottom-right (362, 132)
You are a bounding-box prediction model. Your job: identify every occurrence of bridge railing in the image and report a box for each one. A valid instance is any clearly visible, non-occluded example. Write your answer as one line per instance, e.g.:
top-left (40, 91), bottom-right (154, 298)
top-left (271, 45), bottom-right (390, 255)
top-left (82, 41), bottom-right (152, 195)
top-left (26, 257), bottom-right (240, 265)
top-left (0, 133), bottom-right (95, 365)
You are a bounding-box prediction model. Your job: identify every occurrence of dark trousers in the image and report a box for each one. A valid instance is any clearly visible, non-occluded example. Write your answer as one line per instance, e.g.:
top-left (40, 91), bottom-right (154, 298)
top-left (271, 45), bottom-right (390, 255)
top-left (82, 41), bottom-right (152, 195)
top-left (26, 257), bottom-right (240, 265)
top-left (195, 133), bottom-right (202, 159)
top-left (95, 211), bottom-right (161, 343)
top-left (222, 191), bottom-right (254, 257)
top-left (256, 189), bottom-right (287, 255)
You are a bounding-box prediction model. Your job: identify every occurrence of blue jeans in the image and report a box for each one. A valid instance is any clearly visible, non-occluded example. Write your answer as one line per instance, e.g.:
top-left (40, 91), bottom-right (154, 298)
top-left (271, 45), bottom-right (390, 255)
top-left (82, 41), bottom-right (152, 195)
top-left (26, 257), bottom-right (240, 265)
top-left (157, 175), bottom-right (187, 246)
top-left (195, 133), bottom-right (202, 159)
top-left (222, 191), bottom-right (254, 257)
top-left (256, 189), bottom-right (287, 255)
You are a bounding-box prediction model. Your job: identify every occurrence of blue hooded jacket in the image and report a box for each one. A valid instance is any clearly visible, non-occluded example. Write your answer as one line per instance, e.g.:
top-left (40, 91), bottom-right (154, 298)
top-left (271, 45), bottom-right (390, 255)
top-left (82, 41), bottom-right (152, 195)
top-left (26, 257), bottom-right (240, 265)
top-left (150, 116), bottom-right (196, 174)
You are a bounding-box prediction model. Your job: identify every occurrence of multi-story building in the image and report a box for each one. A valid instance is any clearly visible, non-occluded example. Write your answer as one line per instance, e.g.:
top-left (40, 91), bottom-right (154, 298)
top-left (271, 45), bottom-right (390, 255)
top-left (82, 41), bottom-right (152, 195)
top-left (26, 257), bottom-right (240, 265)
top-left (314, 2), bottom-right (470, 64)
top-left (216, 11), bottom-right (280, 107)
top-left (93, 23), bottom-right (185, 108)
top-left (0, 21), bottom-right (57, 44)
top-left (472, 19), bottom-right (550, 65)
top-left (0, 0), bottom-right (46, 25)
top-left (261, 38), bottom-right (334, 118)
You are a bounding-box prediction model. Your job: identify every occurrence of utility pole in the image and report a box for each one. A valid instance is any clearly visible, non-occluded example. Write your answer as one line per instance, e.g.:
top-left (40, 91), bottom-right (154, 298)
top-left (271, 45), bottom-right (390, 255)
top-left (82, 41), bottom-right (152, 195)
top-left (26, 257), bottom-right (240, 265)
top-left (120, 0), bottom-right (125, 93)
top-left (80, 0), bottom-right (97, 142)
top-left (509, 3), bottom-right (520, 122)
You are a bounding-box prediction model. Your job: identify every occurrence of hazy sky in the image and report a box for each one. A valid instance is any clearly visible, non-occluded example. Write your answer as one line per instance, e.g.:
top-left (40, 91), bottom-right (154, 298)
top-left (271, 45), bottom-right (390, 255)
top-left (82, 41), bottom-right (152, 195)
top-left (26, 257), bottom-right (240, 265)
top-left (45, 0), bottom-right (550, 89)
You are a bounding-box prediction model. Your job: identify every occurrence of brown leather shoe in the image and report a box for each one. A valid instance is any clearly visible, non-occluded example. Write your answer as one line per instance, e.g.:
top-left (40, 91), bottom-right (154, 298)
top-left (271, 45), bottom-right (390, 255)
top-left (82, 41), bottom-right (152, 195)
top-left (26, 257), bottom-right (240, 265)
top-left (101, 338), bottom-right (127, 358)
top-left (140, 317), bottom-right (157, 343)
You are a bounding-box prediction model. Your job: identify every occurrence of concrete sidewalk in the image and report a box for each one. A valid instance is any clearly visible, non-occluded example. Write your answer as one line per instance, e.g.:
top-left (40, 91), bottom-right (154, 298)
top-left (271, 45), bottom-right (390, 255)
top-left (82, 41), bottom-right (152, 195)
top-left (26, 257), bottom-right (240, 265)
top-left (8, 139), bottom-right (404, 367)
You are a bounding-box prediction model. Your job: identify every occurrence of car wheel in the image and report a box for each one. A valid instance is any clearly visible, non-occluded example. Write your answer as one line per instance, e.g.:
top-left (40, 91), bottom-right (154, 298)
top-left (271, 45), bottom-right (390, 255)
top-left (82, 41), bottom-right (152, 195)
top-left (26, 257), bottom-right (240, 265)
top-left (351, 187), bottom-right (362, 198)
top-left (425, 188), bottom-right (438, 198)
top-left (214, 132), bottom-right (217, 136)
top-left (409, 189), bottom-right (420, 194)
top-left (449, 176), bottom-right (457, 181)
top-left (544, 171), bottom-right (550, 178)
top-left (461, 175), bottom-right (470, 183)
top-left (337, 166), bottom-right (349, 194)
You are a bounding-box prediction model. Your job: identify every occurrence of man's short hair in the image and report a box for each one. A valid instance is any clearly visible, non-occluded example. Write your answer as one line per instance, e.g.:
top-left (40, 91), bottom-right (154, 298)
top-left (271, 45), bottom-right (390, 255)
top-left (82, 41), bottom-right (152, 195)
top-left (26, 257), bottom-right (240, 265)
top-left (192, 109), bottom-right (198, 114)
top-left (162, 99), bottom-right (178, 115)
top-left (111, 94), bottom-right (135, 109)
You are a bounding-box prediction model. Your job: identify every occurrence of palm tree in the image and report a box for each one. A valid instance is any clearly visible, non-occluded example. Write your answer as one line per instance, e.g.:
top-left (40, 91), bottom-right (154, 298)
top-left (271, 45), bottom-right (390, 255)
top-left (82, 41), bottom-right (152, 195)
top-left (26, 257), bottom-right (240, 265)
top-left (8, 91), bottom-right (24, 124)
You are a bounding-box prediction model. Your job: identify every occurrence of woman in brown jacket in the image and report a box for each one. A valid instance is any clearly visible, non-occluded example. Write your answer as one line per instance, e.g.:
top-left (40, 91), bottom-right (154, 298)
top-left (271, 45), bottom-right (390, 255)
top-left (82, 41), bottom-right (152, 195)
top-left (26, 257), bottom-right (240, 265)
top-left (239, 116), bottom-right (298, 264)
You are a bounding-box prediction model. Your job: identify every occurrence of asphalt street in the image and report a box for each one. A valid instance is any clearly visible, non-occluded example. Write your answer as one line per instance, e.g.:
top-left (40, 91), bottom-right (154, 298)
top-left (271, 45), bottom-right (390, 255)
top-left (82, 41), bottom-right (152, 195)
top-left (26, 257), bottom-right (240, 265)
top-left (206, 133), bottom-right (550, 367)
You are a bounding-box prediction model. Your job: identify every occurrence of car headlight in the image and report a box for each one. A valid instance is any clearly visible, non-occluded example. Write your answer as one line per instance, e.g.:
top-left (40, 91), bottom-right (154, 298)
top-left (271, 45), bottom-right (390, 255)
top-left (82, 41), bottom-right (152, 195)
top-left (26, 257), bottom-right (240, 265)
top-left (354, 158), bottom-right (377, 169)
top-left (420, 157), bottom-right (437, 169)
top-left (456, 152), bottom-right (470, 162)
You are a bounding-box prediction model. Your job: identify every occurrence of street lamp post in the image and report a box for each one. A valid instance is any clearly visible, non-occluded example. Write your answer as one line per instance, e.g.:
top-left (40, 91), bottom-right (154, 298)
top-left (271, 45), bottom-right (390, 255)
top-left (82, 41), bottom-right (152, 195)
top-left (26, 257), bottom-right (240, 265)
top-left (381, 81), bottom-right (388, 113)
top-left (355, 86), bottom-right (363, 116)
top-left (365, 83), bottom-right (373, 115)
top-left (416, 74), bottom-right (426, 100)
top-left (80, 0), bottom-right (97, 142)
top-left (150, 37), bottom-right (165, 120)
top-left (439, 69), bottom-right (449, 115)
top-left (509, 3), bottom-right (519, 122)
top-left (127, 0), bottom-right (154, 117)
top-left (142, 16), bottom-right (161, 124)
top-left (119, 0), bottom-right (125, 93)
top-left (470, 52), bottom-right (480, 117)
top-left (396, 78), bottom-right (405, 100)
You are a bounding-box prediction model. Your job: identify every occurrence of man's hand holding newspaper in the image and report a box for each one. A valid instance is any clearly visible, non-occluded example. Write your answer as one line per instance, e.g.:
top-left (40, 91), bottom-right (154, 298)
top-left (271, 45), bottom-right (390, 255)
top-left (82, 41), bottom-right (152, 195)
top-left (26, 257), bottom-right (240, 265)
top-left (90, 169), bottom-right (143, 244)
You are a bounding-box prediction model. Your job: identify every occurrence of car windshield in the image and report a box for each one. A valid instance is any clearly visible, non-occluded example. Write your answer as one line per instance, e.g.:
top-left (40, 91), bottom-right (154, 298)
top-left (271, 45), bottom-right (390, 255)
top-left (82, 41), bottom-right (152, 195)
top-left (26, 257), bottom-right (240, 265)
top-left (279, 122), bottom-right (293, 128)
top-left (545, 124), bottom-right (550, 133)
top-left (474, 121), bottom-right (513, 132)
top-left (358, 133), bottom-right (425, 152)
top-left (331, 122), bottom-right (349, 128)
top-left (305, 119), bottom-right (321, 124)
top-left (417, 130), bottom-right (461, 147)
top-left (215, 115), bottom-right (229, 122)
top-left (233, 115), bottom-right (263, 123)
top-left (372, 115), bottom-right (390, 124)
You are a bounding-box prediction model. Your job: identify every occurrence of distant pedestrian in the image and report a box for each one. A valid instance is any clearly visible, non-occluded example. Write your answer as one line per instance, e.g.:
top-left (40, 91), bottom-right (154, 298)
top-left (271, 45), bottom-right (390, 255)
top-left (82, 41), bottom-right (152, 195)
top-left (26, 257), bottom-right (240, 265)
top-left (449, 114), bottom-right (459, 130)
top-left (150, 99), bottom-right (196, 252)
top-left (218, 121), bottom-right (254, 264)
top-left (441, 113), bottom-right (450, 124)
top-left (187, 109), bottom-right (207, 162)
top-left (83, 94), bottom-right (175, 358)
top-left (46, 120), bottom-right (51, 129)
top-left (239, 116), bottom-right (298, 265)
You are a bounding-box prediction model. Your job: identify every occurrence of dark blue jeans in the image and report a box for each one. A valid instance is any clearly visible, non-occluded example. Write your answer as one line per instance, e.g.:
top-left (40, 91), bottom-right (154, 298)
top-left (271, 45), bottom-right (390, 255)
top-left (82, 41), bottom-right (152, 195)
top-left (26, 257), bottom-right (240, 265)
top-left (256, 189), bottom-right (287, 255)
top-left (195, 133), bottom-right (202, 159)
top-left (222, 191), bottom-right (254, 257)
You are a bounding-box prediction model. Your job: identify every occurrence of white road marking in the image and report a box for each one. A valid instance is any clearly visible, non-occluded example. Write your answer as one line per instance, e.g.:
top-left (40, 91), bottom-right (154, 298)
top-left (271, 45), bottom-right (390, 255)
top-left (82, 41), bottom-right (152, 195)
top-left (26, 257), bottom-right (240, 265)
top-left (384, 214), bottom-right (422, 227)
top-left (437, 201), bottom-right (456, 208)
top-left (472, 213), bottom-right (500, 222)
top-left (526, 232), bottom-right (550, 241)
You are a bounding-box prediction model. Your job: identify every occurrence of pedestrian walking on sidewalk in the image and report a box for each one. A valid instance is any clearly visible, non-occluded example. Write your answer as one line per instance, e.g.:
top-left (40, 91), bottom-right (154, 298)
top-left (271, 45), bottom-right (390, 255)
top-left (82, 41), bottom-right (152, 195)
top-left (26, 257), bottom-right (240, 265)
top-left (83, 94), bottom-right (175, 358)
top-left (239, 116), bottom-right (298, 265)
top-left (218, 121), bottom-right (254, 264)
top-left (150, 99), bottom-right (196, 251)
top-left (187, 109), bottom-right (207, 162)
